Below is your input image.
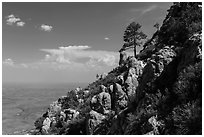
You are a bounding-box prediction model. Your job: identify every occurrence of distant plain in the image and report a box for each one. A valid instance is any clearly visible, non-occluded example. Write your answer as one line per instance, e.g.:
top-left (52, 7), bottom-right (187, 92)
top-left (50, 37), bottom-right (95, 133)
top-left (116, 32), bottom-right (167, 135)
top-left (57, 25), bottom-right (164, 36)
top-left (2, 83), bottom-right (87, 134)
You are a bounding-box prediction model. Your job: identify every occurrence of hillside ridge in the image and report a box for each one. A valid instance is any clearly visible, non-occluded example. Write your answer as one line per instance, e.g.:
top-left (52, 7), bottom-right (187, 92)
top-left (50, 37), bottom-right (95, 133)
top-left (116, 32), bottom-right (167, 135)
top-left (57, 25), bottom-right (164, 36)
top-left (24, 2), bottom-right (202, 135)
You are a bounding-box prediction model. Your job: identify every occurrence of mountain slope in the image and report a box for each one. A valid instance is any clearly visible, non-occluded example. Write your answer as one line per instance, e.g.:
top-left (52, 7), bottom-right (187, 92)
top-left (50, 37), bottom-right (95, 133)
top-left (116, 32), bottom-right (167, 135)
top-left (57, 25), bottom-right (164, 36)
top-left (28, 2), bottom-right (202, 135)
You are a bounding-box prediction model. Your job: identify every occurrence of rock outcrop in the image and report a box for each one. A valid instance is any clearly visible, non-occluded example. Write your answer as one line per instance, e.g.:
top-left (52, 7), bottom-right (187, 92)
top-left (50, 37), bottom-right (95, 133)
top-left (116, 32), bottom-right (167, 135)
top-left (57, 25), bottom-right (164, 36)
top-left (119, 51), bottom-right (128, 66)
top-left (29, 2), bottom-right (201, 135)
top-left (86, 110), bottom-right (106, 134)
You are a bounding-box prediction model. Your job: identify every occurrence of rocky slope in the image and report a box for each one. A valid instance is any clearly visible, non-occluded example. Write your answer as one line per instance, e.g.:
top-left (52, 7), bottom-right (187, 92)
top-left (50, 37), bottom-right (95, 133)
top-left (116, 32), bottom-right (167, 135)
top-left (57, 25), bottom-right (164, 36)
top-left (27, 2), bottom-right (202, 135)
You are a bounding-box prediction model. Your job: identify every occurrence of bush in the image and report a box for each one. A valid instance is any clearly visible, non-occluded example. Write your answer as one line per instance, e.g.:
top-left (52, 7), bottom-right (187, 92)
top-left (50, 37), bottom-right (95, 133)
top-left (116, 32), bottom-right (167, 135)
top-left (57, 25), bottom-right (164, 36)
top-left (158, 2), bottom-right (202, 47)
top-left (164, 100), bottom-right (202, 135)
top-left (173, 62), bottom-right (202, 103)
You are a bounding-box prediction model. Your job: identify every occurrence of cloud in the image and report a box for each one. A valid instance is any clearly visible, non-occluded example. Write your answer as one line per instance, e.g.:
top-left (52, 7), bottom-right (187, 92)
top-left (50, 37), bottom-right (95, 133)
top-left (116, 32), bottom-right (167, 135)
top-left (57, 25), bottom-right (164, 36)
top-left (5, 14), bottom-right (25, 26)
top-left (129, 5), bottom-right (158, 15)
top-left (3, 58), bottom-right (14, 66)
top-left (3, 58), bottom-right (29, 69)
top-left (142, 5), bottom-right (158, 14)
top-left (40, 24), bottom-right (53, 32)
top-left (104, 37), bottom-right (110, 40)
top-left (40, 45), bottom-right (119, 68)
top-left (16, 21), bottom-right (25, 27)
top-left (3, 46), bottom-right (119, 71)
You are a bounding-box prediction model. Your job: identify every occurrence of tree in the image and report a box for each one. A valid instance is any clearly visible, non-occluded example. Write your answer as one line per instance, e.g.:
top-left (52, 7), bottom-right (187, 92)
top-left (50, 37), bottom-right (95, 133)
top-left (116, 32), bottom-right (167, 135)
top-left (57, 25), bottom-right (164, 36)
top-left (96, 74), bottom-right (99, 79)
top-left (120, 22), bottom-right (147, 58)
top-left (153, 22), bottom-right (160, 30)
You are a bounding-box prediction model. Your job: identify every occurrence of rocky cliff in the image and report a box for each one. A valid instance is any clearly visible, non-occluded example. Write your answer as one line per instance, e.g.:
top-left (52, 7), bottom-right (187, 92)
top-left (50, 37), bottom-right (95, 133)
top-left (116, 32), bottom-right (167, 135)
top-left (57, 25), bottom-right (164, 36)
top-left (27, 2), bottom-right (202, 135)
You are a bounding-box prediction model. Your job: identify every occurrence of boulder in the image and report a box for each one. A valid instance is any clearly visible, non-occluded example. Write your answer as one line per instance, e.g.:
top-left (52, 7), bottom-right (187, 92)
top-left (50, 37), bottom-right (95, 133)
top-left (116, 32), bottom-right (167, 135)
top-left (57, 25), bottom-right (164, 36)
top-left (86, 110), bottom-right (106, 135)
top-left (109, 85), bottom-right (113, 93)
top-left (101, 73), bottom-right (108, 79)
top-left (90, 95), bottom-right (103, 113)
top-left (112, 83), bottom-right (128, 113)
top-left (90, 85), bottom-right (111, 115)
top-left (119, 51), bottom-right (128, 65)
top-left (138, 60), bottom-right (157, 90)
top-left (127, 56), bottom-right (137, 68)
top-left (145, 131), bottom-right (155, 135)
top-left (124, 67), bottom-right (139, 102)
top-left (117, 75), bottom-right (124, 85)
top-left (41, 117), bottom-right (51, 134)
top-left (60, 111), bottom-right (66, 121)
top-left (99, 91), bottom-right (111, 114)
top-left (99, 85), bottom-right (107, 92)
top-left (155, 46), bottom-right (176, 67)
top-left (83, 90), bottom-right (90, 96)
top-left (136, 46), bottom-right (177, 95)
top-left (64, 108), bottom-right (80, 121)
top-left (75, 87), bottom-right (82, 94)
top-left (146, 115), bottom-right (164, 135)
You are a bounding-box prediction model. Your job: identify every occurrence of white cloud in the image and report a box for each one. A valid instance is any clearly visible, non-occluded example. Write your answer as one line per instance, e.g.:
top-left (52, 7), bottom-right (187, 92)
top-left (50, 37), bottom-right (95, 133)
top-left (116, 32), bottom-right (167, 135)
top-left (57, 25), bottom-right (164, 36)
top-left (3, 58), bottom-right (29, 69)
top-left (5, 14), bottom-right (25, 27)
top-left (142, 5), bottom-right (158, 14)
top-left (2, 46), bottom-right (119, 71)
top-left (40, 45), bottom-right (119, 68)
top-left (40, 24), bottom-right (53, 32)
top-left (129, 5), bottom-right (158, 15)
top-left (3, 58), bottom-right (14, 66)
top-left (16, 21), bottom-right (25, 27)
top-left (6, 14), bottom-right (20, 25)
top-left (104, 37), bottom-right (110, 40)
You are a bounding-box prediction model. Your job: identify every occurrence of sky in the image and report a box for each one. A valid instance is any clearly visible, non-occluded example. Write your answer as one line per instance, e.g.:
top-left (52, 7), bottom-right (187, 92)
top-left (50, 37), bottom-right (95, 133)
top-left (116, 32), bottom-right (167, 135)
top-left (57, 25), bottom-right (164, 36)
top-left (2, 2), bottom-right (172, 84)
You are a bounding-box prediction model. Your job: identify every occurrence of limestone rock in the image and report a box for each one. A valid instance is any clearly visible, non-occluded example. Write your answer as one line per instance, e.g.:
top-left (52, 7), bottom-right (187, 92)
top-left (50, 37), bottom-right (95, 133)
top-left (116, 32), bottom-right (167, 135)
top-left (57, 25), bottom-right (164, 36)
top-left (137, 46), bottom-right (176, 92)
top-left (124, 67), bottom-right (139, 102)
top-left (112, 83), bottom-right (128, 113)
top-left (119, 51), bottom-right (127, 65)
top-left (90, 85), bottom-right (111, 115)
top-left (101, 73), bottom-right (108, 79)
top-left (155, 46), bottom-right (176, 67)
top-left (146, 115), bottom-right (164, 135)
top-left (117, 75), bottom-right (124, 85)
top-left (87, 110), bottom-right (106, 134)
top-left (83, 90), bottom-right (90, 96)
top-left (99, 91), bottom-right (111, 114)
top-left (42, 117), bottom-right (51, 134)
top-left (99, 85), bottom-right (107, 92)
top-left (64, 108), bottom-right (80, 121)
top-left (127, 56), bottom-right (137, 68)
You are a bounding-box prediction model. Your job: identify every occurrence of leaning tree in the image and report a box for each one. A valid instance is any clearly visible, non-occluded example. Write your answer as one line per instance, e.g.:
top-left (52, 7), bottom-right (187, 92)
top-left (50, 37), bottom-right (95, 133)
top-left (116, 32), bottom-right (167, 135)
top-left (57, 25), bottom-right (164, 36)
top-left (120, 22), bottom-right (147, 58)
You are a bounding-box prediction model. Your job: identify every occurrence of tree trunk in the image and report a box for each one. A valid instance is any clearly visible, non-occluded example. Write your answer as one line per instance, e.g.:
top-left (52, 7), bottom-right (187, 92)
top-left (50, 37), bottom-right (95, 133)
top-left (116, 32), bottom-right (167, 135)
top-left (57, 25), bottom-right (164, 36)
top-left (133, 38), bottom-right (136, 58)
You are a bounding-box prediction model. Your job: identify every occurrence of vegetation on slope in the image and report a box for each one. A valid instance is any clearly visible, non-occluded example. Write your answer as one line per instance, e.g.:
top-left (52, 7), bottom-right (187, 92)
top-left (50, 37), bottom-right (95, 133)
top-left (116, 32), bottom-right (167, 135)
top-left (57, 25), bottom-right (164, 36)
top-left (30, 2), bottom-right (202, 135)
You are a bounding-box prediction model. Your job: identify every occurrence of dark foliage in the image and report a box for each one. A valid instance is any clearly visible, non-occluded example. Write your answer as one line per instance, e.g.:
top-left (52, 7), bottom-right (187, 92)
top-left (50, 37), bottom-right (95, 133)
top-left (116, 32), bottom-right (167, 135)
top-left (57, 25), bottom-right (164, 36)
top-left (173, 62), bottom-right (202, 103)
top-left (158, 2), bottom-right (202, 47)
